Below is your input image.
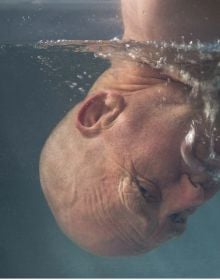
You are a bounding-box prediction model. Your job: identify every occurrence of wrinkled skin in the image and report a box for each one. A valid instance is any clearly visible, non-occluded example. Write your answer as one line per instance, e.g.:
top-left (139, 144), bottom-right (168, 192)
top-left (40, 63), bottom-right (220, 256)
top-left (40, 0), bottom-right (220, 256)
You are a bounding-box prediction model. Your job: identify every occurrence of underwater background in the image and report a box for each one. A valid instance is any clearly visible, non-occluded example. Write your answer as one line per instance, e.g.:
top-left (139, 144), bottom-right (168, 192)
top-left (0, 0), bottom-right (220, 277)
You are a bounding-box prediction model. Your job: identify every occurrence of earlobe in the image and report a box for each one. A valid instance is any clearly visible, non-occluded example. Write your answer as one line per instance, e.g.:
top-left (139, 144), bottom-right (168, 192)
top-left (76, 92), bottom-right (125, 137)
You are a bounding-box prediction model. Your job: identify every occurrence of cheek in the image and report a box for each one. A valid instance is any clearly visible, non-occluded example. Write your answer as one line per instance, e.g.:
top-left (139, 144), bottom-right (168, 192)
top-left (118, 176), bottom-right (158, 229)
top-left (136, 113), bottom-right (193, 182)
top-left (147, 220), bottom-right (182, 249)
top-left (131, 133), bottom-right (182, 184)
top-left (93, 177), bottom-right (161, 255)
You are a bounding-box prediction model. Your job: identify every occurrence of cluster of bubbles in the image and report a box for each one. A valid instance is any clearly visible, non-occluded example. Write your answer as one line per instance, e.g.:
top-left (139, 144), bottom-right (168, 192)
top-left (36, 38), bottom-right (220, 103)
top-left (34, 45), bottom-right (95, 99)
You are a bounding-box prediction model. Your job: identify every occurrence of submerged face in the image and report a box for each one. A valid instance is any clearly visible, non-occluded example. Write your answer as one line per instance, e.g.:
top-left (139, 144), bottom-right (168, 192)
top-left (79, 83), bottom-right (219, 255)
top-left (39, 0), bottom-right (220, 257)
top-left (40, 65), bottom-right (220, 256)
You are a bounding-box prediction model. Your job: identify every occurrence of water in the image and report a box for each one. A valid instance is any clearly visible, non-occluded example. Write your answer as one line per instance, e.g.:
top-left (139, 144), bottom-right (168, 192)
top-left (1, 38), bottom-right (220, 277)
top-left (0, 43), bottom-right (109, 277)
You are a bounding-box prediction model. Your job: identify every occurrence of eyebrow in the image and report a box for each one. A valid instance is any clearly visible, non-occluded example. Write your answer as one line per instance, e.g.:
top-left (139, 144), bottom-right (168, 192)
top-left (130, 160), bottom-right (160, 187)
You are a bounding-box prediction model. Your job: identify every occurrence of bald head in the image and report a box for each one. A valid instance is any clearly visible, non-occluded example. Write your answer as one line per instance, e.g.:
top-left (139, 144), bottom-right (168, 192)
top-left (40, 61), bottom-right (220, 256)
top-left (39, 1), bottom-right (220, 256)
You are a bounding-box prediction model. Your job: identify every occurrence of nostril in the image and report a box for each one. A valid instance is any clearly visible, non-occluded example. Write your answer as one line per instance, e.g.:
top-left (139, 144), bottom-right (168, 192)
top-left (188, 173), bottom-right (209, 187)
top-left (169, 213), bottom-right (186, 224)
top-left (179, 175), bottom-right (205, 206)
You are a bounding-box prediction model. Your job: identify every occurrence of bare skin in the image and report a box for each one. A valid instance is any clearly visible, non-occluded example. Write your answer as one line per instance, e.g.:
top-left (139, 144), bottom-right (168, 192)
top-left (39, 1), bottom-right (220, 256)
top-left (121, 0), bottom-right (220, 42)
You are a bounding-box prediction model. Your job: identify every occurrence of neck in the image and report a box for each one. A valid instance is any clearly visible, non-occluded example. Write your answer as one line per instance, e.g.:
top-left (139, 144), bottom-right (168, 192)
top-left (121, 0), bottom-right (220, 43)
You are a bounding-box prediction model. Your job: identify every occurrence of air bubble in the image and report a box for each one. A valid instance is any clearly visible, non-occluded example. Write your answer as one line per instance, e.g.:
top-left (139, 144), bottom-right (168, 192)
top-left (77, 75), bottom-right (83, 80)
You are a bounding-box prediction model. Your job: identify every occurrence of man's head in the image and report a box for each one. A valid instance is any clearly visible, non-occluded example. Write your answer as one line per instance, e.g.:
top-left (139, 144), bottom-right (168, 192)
top-left (39, 0), bottom-right (220, 256)
top-left (39, 63), bottom-right (220, 256)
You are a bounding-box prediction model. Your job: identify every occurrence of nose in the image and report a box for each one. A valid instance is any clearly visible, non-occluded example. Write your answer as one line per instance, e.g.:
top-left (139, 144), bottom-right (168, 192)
top-left (180, 121), bottom-right (220, 201)
top-left (161, 175), bottom-right (205, 218)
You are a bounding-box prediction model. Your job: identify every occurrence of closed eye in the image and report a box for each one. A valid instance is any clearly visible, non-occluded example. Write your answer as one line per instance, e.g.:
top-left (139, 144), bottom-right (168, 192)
top-left (135, 176), bottom-right (161, 203)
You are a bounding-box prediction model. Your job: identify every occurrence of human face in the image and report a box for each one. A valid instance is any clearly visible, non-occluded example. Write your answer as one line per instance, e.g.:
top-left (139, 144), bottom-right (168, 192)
top-left (93, 77), bottom-right (220, 255)
top-left (40, 66), bottom-right (220, 257)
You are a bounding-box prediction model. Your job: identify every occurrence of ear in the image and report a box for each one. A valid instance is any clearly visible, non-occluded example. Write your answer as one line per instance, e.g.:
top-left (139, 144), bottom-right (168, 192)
top-left (76, 92), bottom-right (125, 137)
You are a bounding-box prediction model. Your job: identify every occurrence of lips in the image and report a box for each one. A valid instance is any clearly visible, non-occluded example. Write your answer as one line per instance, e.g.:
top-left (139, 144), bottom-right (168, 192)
top-left (151, 209), bottom-right (195, 243)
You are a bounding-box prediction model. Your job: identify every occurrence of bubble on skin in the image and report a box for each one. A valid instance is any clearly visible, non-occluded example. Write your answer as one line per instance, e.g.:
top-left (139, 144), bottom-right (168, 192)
top-left (128, 52), bottom-right (136, 60)
top-left (111, 37), bottom-right (120, 42)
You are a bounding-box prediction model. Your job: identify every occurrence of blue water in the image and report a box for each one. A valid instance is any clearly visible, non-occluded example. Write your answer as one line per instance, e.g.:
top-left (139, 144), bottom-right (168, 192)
top-left (0, 1), bottom-right (220, 278)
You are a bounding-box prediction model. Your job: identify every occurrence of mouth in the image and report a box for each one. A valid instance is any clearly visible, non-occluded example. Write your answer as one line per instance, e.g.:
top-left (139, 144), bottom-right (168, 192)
top-left (168, 212), bottom-right (188, 236)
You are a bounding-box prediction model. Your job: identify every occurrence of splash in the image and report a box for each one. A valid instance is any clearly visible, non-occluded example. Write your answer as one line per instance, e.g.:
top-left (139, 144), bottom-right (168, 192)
top-left (35, 39), bottom-right (220, 93)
